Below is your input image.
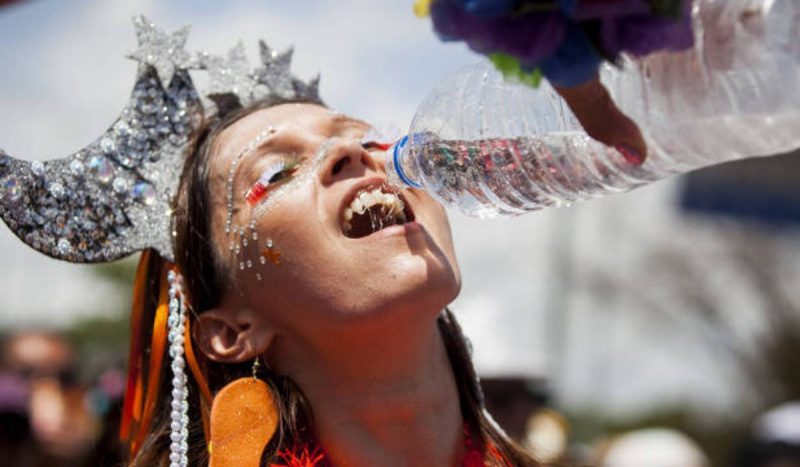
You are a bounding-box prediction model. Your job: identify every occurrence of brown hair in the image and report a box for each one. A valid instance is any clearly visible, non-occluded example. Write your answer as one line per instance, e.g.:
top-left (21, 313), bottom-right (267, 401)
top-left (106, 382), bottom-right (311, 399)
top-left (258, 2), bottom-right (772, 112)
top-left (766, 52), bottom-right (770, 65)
top-left (127, 100), bottom-right (541, 466)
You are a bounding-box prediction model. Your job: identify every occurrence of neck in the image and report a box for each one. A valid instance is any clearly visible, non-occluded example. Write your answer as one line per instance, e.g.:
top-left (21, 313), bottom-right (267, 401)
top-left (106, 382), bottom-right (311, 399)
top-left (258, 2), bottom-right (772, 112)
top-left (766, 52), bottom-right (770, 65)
top-left (275, 314), bottom-right (465, 467)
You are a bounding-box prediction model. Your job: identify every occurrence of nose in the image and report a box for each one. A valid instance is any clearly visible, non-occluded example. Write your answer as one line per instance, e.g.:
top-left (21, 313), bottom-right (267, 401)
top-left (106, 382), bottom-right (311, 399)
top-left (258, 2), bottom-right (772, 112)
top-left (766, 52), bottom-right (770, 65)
top-left (319, 138), bottom-right (381, 185)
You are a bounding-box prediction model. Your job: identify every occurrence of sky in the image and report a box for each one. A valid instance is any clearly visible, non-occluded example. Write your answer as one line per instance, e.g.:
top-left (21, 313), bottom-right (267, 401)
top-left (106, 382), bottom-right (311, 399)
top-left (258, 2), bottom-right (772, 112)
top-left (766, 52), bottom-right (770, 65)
top-left (0, 0), bottom-right (791, 416)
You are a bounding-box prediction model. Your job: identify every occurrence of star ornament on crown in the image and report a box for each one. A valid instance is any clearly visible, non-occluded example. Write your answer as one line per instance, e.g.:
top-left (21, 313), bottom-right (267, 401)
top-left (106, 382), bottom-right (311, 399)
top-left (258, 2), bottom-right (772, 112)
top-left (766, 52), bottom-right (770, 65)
top-left (0, 15), bottom-right (323, 264)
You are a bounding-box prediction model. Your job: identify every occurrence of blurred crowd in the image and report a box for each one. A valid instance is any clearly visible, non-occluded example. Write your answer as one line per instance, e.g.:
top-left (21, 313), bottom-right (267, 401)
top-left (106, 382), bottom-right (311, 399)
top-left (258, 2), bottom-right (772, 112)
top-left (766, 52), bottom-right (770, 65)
top-left (480, 376), bottom-right (800, 467)
top-left (1, 331), bottom-right (798, 466)
top-left (0, 331), bottom-right (125, 466)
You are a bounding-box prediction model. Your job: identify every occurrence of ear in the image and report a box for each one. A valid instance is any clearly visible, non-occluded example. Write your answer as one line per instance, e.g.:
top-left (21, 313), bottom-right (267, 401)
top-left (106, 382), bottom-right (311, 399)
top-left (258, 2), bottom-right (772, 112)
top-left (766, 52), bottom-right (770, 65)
top-left (194, 303), bottom-right (275, 363)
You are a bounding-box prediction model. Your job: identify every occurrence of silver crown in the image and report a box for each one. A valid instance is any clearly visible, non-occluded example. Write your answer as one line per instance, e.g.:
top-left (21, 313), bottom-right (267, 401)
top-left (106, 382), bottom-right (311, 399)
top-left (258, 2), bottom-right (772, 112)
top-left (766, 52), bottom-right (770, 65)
top-left (0, 16), bottom-right (323, 263)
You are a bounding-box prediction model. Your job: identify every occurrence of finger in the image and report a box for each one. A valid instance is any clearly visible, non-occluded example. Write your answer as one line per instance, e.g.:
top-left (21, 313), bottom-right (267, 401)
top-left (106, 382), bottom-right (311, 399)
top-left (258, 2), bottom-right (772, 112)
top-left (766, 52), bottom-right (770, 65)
top-left (554, 75), bottom-right (647, 165)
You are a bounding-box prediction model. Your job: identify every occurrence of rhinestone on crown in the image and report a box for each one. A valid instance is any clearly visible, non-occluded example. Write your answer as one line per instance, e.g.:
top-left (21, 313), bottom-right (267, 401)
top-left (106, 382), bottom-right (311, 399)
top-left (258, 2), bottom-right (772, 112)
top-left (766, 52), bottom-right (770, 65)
top-left (0, 15), bottom-right (323, 264)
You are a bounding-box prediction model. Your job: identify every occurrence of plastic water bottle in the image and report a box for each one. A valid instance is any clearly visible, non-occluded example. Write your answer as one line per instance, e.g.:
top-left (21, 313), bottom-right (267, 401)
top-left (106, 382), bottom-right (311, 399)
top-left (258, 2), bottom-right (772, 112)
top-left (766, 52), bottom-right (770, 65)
top-left (386, 0), bottom-right (800, 218)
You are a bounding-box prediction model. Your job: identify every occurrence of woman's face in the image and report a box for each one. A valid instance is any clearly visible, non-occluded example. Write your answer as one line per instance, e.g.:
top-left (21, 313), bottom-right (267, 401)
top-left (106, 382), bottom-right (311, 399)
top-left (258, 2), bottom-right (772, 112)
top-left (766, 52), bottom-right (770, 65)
top-left (205, 103), bottom-right (461, 342)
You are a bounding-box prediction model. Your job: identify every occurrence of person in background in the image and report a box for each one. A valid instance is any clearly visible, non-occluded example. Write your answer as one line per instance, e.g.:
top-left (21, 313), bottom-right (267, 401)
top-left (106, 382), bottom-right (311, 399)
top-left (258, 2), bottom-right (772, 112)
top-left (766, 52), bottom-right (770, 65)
top-left (0, 332), bottom-right (100, 467)
top-left (735, 402), bottom-right (800, 467)
top-left (0, 362), bottom-right (36, 466)
top-left (595, 427), bottom-right (710, 467)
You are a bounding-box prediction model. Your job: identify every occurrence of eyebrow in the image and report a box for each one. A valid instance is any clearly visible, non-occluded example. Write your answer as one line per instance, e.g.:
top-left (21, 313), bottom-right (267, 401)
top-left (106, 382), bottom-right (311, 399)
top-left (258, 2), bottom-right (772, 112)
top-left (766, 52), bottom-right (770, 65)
top-left (330, 114), bottom-right (370, 129)
top-left (241, 115), bottom-right (369, 161)
top-left (245, 134), bottom-right (288, 160)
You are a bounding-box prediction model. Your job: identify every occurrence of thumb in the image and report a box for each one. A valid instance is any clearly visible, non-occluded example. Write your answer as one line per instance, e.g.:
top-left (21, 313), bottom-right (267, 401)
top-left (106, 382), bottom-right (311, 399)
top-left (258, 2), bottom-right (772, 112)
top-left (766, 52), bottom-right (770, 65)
top-left (554, 75), bottom-right (647, 165)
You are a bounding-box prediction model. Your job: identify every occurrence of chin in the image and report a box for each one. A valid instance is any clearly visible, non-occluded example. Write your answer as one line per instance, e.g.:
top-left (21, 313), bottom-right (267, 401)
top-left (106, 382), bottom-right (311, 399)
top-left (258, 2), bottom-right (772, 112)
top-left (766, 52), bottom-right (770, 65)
top-left (381, 251), bottom-right (461, 313)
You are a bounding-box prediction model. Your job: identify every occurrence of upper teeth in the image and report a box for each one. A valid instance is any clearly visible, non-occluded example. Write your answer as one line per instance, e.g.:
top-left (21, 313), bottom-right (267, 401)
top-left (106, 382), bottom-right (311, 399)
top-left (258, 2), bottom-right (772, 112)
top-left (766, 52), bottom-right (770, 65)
top-left (343, 188), bottom-right (405, 230)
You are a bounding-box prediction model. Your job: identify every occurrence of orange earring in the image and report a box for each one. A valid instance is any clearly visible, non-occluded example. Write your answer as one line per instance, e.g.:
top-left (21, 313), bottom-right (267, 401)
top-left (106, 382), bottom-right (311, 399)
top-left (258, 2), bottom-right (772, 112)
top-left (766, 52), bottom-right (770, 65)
top-left (208, 357), bottom-right (279, 467)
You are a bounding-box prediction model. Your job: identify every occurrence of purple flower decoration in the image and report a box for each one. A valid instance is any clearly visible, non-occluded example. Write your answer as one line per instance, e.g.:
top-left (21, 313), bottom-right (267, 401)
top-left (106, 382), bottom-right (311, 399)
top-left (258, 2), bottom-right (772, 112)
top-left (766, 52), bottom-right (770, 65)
top-left (539, 23), bottom-right (603, 86)
top-left (428, 0), bottom-right (695, 86)
top-left (431, 0), bottom-right (568, 64)
top-left (598, 0), bottom-right (694, 57)
top-left (568, 0), bottom-right (651, 19)
top-left (451, 0), bottom-right (522, 18)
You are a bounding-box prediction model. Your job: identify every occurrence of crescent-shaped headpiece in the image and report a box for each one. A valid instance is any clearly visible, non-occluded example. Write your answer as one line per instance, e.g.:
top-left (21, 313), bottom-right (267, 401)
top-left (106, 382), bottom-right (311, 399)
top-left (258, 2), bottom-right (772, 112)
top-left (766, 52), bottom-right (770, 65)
top-left (0, 15), bottom-right (322, 263)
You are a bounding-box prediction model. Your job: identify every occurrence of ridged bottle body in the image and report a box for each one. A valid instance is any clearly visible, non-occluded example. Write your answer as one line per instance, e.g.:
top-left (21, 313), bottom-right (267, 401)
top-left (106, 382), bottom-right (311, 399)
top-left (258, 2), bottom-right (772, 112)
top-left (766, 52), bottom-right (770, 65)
top-left (387, 0), bottom-right (800, 218)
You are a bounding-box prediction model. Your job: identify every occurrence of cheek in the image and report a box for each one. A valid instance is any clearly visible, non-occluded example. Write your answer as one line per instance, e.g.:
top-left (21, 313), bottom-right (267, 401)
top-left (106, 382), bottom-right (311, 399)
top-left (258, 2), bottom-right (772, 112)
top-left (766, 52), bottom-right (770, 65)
top-left (417, 193), bottom-right (460, 268)
top-left (231, 195), bottom-right (338, 304)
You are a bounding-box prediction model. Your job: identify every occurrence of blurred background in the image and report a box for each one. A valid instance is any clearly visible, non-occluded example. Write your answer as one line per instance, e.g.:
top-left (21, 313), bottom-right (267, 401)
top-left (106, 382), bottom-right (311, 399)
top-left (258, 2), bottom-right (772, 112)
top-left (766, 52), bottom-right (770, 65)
top-left (0, 0), bottom-right (798, 466)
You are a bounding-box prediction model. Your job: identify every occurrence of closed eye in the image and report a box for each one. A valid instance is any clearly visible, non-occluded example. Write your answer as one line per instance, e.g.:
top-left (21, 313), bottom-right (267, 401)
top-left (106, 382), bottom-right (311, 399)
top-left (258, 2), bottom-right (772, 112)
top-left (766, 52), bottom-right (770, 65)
top-left (245, 159), bottom-right (299, 205)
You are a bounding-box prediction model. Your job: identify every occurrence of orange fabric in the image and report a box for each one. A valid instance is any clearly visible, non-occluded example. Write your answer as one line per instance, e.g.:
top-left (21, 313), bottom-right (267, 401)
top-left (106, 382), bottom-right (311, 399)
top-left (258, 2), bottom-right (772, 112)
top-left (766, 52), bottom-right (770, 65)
top-left (269, 424), bottom-right (511, 467)
top-left (131, 265), bottom-right (170, 454)
top-left (121, 254), bottom-right (214, 452)
top-left (209, 378), bottom-right (278, 467)
top-left (119, 250), bottom-right (152, 441)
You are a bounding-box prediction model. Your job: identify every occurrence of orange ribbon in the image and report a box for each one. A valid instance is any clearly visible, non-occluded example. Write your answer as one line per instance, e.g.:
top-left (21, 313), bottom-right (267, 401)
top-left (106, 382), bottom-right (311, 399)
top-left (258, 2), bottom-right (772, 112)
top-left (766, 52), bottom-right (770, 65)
top-left (131, 265), bottom-right (170, 453)
top-left (119, 250), bottom-right (151, 442)
top-left (120, 251), bottom-right (215, 453)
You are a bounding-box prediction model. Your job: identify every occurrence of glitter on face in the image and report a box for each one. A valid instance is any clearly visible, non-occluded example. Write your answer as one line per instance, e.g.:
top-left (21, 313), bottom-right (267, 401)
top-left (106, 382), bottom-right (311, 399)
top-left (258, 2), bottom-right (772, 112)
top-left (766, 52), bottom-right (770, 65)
top-left (224, 127), bottom-right (276, 235)
top-left (223, 129), bottom-right (293, 280)
top-left (261, 243), bottom-right (281, 265)
top-left (250, 137), bottom-right (336, 221)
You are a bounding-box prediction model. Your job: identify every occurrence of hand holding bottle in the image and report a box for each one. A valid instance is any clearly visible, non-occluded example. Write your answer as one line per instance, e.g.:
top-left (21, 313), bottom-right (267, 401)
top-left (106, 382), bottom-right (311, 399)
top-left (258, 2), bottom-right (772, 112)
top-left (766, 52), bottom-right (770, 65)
top-left (553, 74), bottom-right (647, 163)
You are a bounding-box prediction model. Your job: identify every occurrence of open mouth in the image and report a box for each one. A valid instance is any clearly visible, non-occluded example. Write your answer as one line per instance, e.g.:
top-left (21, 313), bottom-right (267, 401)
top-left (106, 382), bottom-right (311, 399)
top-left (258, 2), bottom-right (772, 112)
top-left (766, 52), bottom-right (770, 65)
top-left (341, 184), bottom-right (415, 239)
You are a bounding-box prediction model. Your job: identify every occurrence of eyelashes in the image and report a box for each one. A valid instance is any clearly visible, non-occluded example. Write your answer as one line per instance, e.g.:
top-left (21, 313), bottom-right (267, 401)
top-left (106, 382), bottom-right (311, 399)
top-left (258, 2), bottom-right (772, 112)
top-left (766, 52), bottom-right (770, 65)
top-left (245, 159), bottom-right (299, 205)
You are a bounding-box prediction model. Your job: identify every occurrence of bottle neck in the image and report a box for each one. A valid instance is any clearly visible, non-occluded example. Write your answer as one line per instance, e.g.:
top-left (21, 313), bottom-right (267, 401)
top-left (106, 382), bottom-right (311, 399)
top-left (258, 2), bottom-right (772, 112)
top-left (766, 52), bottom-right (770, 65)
top-left (386, 135), bottom-right (423, 189)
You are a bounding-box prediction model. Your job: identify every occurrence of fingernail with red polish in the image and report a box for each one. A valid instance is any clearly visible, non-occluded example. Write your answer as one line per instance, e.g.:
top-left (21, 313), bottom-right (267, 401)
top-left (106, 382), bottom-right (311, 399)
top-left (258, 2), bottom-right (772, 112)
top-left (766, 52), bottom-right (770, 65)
top-left (616, 144), bottom-right (645, 165)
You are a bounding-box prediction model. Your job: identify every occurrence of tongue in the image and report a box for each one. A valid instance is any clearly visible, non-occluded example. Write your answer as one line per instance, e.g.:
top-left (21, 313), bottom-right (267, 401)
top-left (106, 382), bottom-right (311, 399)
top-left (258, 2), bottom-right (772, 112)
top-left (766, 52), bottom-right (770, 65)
top-left (347, 205), bottom-right (398, 239)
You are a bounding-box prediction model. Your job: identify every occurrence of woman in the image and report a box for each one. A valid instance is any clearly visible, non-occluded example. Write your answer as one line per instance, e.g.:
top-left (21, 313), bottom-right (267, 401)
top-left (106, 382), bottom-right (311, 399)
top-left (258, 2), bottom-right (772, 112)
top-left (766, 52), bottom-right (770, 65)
top-left (126, 98), bottom-right (540, 466)
top-left (0, 16), bottom-right (538, 465)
